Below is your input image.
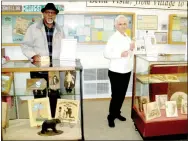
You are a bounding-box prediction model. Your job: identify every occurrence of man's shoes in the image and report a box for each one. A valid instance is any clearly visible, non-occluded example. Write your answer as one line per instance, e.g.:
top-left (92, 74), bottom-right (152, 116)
top-left (107, 115), bottom-right (115, 128)
top-left (117, 115), bottom-right (126, 121)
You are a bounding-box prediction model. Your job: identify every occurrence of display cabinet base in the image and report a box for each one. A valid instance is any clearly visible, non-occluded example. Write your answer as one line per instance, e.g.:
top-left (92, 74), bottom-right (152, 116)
top-left (132, 107), bottom-right (188, 138)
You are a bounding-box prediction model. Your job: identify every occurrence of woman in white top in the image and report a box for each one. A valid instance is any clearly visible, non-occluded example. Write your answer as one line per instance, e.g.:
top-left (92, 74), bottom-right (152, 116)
top-left (104, 15), bottom-right (135, 128)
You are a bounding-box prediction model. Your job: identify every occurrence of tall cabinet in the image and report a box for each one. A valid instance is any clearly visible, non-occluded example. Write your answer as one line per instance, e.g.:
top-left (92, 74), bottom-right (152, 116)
top-left (132, 54), bottom-right (187, 138)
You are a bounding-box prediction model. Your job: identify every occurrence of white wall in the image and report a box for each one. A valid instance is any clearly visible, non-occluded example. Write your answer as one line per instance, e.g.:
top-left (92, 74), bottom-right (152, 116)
top-left (2, 2), bottom-right (187, 98)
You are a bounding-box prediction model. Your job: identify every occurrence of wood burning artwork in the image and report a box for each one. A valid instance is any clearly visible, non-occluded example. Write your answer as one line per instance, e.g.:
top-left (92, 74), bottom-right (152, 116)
top-left (143, 101), bottom-right (161, 121)
top-left (181, 99), bottom-right (187, 115)
top-left (170, 91), bottom-right (187, 109)
top-left (28, 98), bottom-right (51, 127)
top-left (55, 99), bottom-right (79, 124)
top-left (2, 102), bottom-right (8, 129)
top-left (155, 94), bottom-right (168, 109)
top-left (165, 101), bottom-right (178, 117)
top-left (2, 73), bottom-right (13, 95)
top-left (48, 71), bottom-right (60, 90)
top-left (26, 78), bottom-right (47, 91)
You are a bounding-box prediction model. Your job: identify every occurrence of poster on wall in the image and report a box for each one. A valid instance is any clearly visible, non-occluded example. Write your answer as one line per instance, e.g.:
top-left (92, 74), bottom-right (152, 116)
top-left (12, 15), bottom-right (42, 43)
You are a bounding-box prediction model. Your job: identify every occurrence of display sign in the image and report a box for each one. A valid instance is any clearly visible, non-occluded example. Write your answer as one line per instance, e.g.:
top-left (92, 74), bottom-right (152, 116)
top-left (86, 1), bottom-right (187, 11)
top-left (23, 5), bottom-right (64, 12)
top-left (2, 5), bottom-right (22, 12)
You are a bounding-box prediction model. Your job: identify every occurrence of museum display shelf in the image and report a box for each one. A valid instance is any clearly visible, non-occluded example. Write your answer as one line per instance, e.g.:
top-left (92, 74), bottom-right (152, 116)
top-left (131, 54), bottom-right (188, 138)
top-left (2, 59), bottom-right (84, 140)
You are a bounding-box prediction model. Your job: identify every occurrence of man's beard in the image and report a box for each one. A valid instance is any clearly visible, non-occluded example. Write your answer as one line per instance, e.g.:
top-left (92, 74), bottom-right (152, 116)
top-left (47, 19), bottom-right (53, 24)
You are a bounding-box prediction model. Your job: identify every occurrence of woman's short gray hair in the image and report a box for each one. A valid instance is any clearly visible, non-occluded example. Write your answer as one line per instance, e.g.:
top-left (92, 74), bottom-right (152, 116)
top-left (115, 15), bottom-right (129, 26)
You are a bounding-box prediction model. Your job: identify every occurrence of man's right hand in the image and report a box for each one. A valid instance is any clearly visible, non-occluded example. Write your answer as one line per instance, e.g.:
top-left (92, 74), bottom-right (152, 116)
top-left (121, 51), bottom-right (129, 57)
top-left (32, 55), bottom-right (41, 62)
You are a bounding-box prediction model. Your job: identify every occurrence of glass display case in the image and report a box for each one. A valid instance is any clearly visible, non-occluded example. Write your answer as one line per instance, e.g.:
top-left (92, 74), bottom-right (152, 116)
top-left (2, 59), bottom-right (84, 140)
top-left (131, 54), bottom-right (187, 138)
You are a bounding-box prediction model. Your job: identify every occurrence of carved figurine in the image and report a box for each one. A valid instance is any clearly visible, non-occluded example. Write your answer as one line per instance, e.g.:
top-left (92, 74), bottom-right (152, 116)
top-left (40, 118), bottom-right (61, 134)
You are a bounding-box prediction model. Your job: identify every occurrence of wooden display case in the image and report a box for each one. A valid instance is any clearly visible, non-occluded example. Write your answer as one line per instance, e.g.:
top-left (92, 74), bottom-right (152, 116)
top-left (131, 54), bottom-right (187, 138)
top-left (2, 59), bottom-right (84, 140)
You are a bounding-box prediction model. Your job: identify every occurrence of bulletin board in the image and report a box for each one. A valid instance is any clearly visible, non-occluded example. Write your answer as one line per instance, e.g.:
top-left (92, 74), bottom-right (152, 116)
top-left (2, 12), bottom-right (135, 46)
top-left (168, 14), bottom-right (187, 45)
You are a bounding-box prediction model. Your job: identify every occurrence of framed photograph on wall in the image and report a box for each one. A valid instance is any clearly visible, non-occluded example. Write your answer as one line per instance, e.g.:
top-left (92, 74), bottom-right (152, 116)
top-left (154, 32), bottom-right (167, 44)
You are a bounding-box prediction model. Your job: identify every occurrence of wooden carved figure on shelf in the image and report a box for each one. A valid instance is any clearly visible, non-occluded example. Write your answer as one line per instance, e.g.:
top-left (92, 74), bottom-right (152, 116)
top-left (40, 119), bottom-right (61, 134)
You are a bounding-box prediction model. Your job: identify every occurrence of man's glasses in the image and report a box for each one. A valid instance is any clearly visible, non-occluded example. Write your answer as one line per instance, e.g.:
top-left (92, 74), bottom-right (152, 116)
top-left (45, 11), bottom-right (56, 15)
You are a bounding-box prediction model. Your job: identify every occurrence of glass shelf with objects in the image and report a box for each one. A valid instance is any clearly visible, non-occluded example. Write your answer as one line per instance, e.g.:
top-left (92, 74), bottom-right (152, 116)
top-left (132, 54), bottom-right (187, 138)
top-left (2, 59), bottom-right (84, 141)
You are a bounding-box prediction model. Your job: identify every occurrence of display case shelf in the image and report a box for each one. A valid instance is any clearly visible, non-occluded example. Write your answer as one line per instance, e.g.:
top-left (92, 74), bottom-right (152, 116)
top-left (136, 73), bottom-right (187, 84)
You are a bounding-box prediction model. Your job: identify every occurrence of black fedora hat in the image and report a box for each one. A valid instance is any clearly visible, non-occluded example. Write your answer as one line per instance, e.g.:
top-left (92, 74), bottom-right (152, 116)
top-left (41, 3), bottom-right (59, 14)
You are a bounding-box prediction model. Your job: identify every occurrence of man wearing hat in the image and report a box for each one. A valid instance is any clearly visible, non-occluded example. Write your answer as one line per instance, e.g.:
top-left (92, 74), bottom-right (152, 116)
top-left (21, 3), bottom-right (64, 118)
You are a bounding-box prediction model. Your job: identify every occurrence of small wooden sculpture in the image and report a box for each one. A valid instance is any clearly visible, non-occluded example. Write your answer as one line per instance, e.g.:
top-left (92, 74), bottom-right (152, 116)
top-left (40, 119), bottom-right (61, 134)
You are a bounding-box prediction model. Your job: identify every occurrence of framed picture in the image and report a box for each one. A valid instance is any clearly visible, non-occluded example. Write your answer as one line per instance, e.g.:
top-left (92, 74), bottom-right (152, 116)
top-left (154, 32), bottom-right (167, 44)
top-left (143, 101), bottom-right (161, 121)
top-left (28, 97), bottom-right (51, 127)
top-left (165, 101), bottom-right (178, 117)
top-left (137, 15), bottom-right (158, 30)
top-left (48, 71), bottom-right (60, 90)
top-left (155, 94), bottom-right (168, 109)
top-left (64, 70), bottom-right (76, 93)
top-left (170, 91), bottom-right (187, 109)
top-left (26, 78), bottom-right (47, 91)
top-left (55, 99), bottom-right (79, 123)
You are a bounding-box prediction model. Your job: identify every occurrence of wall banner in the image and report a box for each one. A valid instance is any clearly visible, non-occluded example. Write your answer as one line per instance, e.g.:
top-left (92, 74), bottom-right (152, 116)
top-left (23, 5), bottom-right (64, 12)
top-left (86, 1), bottom-right (187, 11)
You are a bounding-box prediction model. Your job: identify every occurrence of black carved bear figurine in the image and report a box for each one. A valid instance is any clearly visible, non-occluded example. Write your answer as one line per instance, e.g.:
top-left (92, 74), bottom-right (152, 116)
top-left (41, 119), bottom-right (61, 134)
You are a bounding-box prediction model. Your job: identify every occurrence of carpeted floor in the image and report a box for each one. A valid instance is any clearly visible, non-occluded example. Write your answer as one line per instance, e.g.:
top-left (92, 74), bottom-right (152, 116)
top-left (83, 98), bottom-right (143, 140)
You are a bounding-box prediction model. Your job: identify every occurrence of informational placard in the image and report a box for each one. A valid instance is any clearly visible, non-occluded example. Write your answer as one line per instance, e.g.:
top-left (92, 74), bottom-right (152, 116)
top-left (137, 15), bottom-right (158, 30)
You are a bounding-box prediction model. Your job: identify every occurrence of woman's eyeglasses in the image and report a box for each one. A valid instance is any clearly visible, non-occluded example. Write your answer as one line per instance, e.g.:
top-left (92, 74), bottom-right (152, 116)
top-left (118, 23), bottom-right (127, 26)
